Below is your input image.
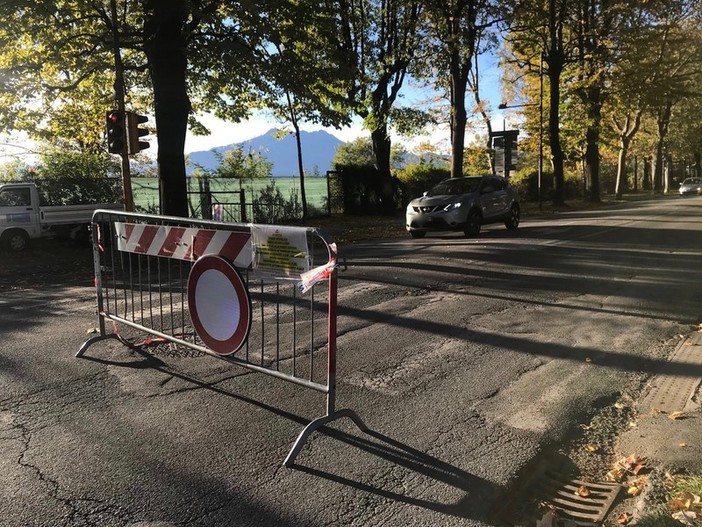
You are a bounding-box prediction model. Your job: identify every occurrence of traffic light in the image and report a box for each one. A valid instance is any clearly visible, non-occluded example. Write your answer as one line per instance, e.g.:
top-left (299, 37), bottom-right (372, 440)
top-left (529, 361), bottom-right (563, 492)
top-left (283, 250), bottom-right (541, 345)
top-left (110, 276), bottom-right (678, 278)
top-left (106, 110), bottom-right (126, 154)
top-left (127, 111), bottom-right (150, 154)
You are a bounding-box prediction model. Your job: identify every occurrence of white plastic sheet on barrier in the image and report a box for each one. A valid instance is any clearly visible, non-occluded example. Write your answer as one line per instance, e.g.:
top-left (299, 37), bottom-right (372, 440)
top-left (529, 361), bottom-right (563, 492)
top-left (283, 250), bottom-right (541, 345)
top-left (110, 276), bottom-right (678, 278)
top-left (250, 224), bottom-right (310, 279)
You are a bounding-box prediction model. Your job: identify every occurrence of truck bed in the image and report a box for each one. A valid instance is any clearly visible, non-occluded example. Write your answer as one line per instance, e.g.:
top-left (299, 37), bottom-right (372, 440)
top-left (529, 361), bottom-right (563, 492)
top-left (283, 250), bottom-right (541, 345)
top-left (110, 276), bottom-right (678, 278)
top-left (40, 203), bottom-right (123, 226)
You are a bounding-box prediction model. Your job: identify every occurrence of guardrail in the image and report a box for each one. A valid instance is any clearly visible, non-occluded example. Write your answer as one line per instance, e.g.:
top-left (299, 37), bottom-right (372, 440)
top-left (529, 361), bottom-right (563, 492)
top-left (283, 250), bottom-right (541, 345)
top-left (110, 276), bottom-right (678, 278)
top-left (77, 209), bottom-right (367, 466)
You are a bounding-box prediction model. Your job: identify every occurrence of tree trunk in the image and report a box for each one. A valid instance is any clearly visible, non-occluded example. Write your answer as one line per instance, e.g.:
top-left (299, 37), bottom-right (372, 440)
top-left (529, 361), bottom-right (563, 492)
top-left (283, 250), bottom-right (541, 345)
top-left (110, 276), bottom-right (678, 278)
top-left (286, 91), bottom-right (308, 220)
top-left (144, 0), bottom-right (189, 218)
top-left (584, 87), bottom-right (602, 202)
top-left (547, 56), bottom-right (566, 205)
top-left (450, 53), bottom-right (468, 178)
top-left (293, 128), bottom-right (308, 220)
top-left (370, 125), bottom-right (394, 214)
top-left (615, 135), bottom-right (629, 200)
top-left (654, 102), bottom-right (671, 193)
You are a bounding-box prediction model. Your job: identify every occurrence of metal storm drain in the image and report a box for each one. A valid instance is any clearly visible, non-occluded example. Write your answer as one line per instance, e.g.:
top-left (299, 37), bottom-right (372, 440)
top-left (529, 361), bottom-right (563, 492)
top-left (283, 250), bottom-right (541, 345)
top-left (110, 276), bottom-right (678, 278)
top-left (493, 465), bottom-right (621, 526)
top-left (532, 471), bottom-right (621, 524)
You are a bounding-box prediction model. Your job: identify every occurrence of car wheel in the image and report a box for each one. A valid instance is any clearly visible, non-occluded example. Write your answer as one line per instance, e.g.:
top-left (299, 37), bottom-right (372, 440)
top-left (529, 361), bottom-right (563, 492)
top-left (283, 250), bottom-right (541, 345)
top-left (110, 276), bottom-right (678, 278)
top-left (409, 230), bottom-right (426, 239)
top-left (2, 229), bottom-right (29, 252)
top-left (464, 209), bottom-right (482, 237)
top-left (505, 203), bottom-right (520, 230)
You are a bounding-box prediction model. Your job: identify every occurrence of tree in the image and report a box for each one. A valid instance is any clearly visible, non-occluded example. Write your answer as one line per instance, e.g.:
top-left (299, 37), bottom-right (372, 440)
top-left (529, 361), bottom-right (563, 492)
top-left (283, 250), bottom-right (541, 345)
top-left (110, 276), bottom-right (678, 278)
top-left (503, 0), bottom-right (577, 205)
top-left (332, 136), bottom-right (408, 169)
top-left (333, 0), bottom-right (424, 212)
top-left (419, 0), bottom-right (498, 178)
top-left (0, 1), bottom-right (340, 217)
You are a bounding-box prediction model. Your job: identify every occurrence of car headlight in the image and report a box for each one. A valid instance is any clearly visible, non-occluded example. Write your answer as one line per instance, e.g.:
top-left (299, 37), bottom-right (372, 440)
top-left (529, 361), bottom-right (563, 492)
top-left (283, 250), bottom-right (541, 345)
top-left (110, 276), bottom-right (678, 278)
top-left (442, 202), bottom-right (462, 212)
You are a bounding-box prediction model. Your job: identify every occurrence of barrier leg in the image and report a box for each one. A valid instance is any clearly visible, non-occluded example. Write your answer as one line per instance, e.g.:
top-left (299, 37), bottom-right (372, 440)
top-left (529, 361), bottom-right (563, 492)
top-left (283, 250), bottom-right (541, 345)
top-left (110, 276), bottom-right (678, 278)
top-left (283, 408), bottom-right (370, 467)
top-left (76, 333), bottom-right (120, 358)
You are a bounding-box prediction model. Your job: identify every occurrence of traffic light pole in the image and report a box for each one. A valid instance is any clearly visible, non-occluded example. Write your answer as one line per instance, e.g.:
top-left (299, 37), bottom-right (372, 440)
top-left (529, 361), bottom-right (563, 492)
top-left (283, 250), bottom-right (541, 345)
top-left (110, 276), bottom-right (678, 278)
top-left (109, 0), bottom-right (134, 212)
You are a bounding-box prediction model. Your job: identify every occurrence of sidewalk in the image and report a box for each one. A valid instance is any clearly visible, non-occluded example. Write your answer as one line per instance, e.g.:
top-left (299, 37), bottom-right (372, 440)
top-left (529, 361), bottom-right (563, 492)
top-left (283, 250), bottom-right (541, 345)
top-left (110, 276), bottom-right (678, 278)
top-left (613, 328), bottom-right (702, 520)
top-left (618, 329), bottom-right (702, 470)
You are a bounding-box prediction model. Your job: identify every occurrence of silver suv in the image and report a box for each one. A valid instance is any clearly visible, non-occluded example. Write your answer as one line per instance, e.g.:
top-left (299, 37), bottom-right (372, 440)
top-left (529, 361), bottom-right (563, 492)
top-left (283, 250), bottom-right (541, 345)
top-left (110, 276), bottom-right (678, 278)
top-left (405, 175), bottom-right (520, 239)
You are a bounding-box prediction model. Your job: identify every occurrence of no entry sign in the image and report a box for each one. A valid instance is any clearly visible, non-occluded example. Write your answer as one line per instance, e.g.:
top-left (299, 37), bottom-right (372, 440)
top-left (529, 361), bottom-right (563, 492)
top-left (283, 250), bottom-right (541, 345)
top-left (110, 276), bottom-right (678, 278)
top-left (187, 255), bottom-right (252, 355)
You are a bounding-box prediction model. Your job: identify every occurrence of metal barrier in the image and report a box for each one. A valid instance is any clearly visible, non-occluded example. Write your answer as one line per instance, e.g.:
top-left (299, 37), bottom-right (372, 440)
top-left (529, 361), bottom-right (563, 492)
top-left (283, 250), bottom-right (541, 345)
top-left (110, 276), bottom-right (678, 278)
top-left (77, 209), bottom-right (367, 466)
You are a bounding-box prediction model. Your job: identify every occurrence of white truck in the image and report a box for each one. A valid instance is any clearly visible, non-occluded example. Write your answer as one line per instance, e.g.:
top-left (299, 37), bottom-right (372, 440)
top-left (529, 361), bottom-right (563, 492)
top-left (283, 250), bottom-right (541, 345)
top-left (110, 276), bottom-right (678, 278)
top-left (0, 182), bottom-right (122, 252)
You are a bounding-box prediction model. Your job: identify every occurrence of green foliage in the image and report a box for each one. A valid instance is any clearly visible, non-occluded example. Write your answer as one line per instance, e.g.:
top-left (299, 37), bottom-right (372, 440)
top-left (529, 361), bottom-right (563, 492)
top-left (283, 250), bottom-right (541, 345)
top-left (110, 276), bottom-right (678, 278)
top-left (37, 149), bottom-right (120, 180)
top-left (329, 164), bottom-right (393, 215)
top-left (395, 163), bottom-right (451, 203)
top-left (29, 177), bottom-right (123, 207)
top-left (0, 160), bottom-right (34, 182)
top-left (463, 145), bottom-right (493, 174)
top-left (510, 167), bottom-right (583, 202)
top-left (390, 107), bottom-right (437, 137)
top-left (252, 180), bottom-right (302, 223)
top-left (333, 136), bottom-right (409, 170)
top-left (196, 147), bottom-right (273, 179)
top-left (0, 149), bottom-right (122, 204)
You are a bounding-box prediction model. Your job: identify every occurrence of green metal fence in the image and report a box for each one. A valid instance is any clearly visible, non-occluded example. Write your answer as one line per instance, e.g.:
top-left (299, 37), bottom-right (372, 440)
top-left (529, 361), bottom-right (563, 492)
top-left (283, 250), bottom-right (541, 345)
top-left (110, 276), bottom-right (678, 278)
top-left (131, 176), bottom-right (330, 220)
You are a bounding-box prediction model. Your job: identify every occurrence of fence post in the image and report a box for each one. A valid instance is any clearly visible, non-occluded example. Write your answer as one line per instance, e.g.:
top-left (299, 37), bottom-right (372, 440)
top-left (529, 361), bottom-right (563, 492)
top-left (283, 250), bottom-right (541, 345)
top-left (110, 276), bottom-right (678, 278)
top-left (239, 189), bottom-right (247, 222)
top-left (200, 176), bottom-right (212, 220)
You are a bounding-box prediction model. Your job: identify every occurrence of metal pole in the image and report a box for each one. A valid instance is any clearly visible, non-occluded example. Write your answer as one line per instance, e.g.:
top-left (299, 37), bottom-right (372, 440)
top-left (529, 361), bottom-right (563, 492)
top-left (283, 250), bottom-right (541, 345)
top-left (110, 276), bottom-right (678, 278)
top-left (110, 0), bottom-right (134, 212)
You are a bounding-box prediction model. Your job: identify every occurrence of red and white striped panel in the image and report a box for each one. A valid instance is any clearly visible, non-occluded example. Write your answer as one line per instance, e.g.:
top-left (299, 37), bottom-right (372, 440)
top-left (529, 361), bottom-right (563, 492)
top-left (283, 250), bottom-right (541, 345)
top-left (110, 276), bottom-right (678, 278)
top-left (114, 222), bottom-right (253, 269)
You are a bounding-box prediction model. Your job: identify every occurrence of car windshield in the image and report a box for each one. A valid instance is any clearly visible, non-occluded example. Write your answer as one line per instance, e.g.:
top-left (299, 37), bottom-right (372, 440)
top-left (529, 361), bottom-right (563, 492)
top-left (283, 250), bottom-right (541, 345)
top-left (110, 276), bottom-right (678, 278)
top-left (682, 178), bottom-right (701, 184)
top-left (427, 178), bottom-right (481, 196)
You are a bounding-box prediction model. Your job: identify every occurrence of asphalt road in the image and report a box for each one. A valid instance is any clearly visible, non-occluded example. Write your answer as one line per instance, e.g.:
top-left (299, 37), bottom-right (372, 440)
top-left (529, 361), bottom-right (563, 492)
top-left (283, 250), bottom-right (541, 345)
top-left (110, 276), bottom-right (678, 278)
top-left (1, 196), bottom-right (702, 526)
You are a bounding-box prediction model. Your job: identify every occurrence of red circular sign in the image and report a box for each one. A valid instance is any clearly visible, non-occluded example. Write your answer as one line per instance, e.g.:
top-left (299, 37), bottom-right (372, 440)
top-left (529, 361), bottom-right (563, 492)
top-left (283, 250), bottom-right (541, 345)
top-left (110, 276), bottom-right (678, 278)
top-left (187, 255), bottom-right (251, 355)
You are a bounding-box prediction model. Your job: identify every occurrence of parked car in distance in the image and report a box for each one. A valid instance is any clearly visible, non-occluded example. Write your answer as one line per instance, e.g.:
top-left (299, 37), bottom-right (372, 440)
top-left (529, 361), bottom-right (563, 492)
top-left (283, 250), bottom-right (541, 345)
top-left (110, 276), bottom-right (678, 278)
top-left (679, 177), bottom-right (702, 196)
top-left (405, 175), bottom-right (520, 239)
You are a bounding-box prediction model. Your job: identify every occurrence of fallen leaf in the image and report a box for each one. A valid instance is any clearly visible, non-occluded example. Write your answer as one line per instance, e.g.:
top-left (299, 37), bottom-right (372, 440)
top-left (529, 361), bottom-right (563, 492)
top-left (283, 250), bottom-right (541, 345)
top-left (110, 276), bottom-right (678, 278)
top-left (86, 327), bottom-right (98, 334)
top-left (627, 475), bottom-right (648, 496)
top-left (576, 485), bottom-right (590, 497)
top-left (669, 411), bottom-right (685, 420)
top-left (584, 444), bottom-right (598, 453)
top-left (625, 454), bottom-right (648, 474)
top-left (672, 510), bottom-right (697, 526)
top-left (614, 402), bottom-right (626, 409)
top-left (679, 442), bottom-right (688, 448)
top-left (651, 407), bottom-right (662, 415)
top-left (585, 357), bottom-right (592, 363)
top-left (607, 466), bottom-right (627, 482)
top-left (615, 512), bottom-right (632, 525)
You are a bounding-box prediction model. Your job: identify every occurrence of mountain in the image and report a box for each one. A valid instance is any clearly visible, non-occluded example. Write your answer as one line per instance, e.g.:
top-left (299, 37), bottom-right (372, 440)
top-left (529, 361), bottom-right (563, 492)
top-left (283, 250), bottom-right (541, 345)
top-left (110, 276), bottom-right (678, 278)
top-left (186, 129), bottom-right (344, 177)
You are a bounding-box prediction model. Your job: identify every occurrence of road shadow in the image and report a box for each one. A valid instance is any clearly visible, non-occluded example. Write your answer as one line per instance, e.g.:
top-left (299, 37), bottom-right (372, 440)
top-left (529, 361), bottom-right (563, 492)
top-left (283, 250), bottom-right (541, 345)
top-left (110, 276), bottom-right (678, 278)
top-left (291, 425), bottom-right (499, 520)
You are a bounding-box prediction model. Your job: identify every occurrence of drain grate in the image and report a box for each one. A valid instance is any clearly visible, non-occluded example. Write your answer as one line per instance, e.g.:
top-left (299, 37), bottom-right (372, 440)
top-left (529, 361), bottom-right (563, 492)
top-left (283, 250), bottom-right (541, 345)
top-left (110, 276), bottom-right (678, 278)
top-left (492, 464), bottom-right (621, 526)
top-left (532, 471), bottom-right (621, 524)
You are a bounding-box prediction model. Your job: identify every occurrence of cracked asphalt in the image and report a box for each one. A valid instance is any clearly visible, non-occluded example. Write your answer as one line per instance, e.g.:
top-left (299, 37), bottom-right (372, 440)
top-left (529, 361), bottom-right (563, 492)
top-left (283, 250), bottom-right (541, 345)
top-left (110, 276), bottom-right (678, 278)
top-left (2, 196), bottom-right (702, 526)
